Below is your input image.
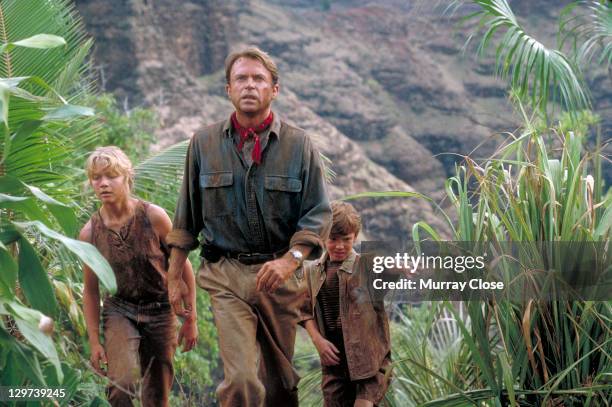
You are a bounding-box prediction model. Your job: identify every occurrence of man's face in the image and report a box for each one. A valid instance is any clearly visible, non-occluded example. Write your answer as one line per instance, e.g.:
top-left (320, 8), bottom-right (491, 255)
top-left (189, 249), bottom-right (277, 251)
top-left (326, 232), bottom-right (357, 262)
top-left (226, 57), bottom-right (279, 117)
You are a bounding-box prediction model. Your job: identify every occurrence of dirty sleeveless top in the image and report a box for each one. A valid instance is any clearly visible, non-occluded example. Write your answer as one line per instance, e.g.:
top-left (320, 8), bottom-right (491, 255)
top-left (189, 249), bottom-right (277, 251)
top-left (90, 200), bottom-right (169, 303)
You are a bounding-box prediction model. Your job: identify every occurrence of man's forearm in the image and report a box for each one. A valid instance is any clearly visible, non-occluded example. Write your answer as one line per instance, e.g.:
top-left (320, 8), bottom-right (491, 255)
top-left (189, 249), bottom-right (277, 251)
top-left (169, 247), bottom-right (189, 282)
top-left (182, 260), bottom-right (197, 322)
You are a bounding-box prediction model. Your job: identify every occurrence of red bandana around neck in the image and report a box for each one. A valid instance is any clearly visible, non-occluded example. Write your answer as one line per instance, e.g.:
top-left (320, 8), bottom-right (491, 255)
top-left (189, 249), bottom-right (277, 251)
top-left (230, 112), bottom-right (274, 165)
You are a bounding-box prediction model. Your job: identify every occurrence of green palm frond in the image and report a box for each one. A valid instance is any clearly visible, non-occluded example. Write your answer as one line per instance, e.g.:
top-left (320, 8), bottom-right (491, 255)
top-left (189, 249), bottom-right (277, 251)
top-left (453, 0), bottom-right (591, 116)
top-left (0, 2), bottom-right (116, 393)
top-left (134, 139), bottom-right (189, 213)
top-left (560, 0), bottom-right (612, 66)
top-left (0, 0), bottom-right (91, 91)
top-left (0, 0), bottom-right (97, 195)
top-left (320, 152), bottom-right (336, 184)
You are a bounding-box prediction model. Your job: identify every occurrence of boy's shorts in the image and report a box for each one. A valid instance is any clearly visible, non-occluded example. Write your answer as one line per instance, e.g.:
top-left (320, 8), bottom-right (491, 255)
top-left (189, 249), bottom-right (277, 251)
top-left (321, 355), bottom-right (392, 407)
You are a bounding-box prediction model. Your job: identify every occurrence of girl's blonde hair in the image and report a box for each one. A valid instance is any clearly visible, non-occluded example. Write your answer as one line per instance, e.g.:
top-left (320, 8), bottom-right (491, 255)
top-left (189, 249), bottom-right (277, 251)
top-left (85, 146), bottom-right (134, 189)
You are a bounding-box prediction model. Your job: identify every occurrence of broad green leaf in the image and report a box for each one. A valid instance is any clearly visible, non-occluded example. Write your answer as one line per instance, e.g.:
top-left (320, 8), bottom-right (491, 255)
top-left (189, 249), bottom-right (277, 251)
top-left (0, 196), bottom-right (54, 228)
top-left (0, 226), bottom-right (20, 245)
top-left (0, 178), bottom-right (77, 234)
top-left (12, 34), bottom-right (67, 49)
top-left (24, 184), bottom-right (78, 237)
top-left (18, 237), bottom-right (58, 318)
top-left (0, 299), bottom-right (41, 325)
top-left (14, 221), bottom-right (116, 293)
top-left (43, 362), bottom-right (79, 401)
top-left (10, 342), bottom-right (47, 386)
top-left (0, 248), bottom-right (17, 298)
top-left (0, 175), bottom-right (24, 194)
top-left (2, 301), bottom-right (62, 383)
top-left (0, 193), bottom-right (28, 203)
top-left (1, 346), bottom-right (26, 385)
top-left (42, 104), bottom-right (95, 121)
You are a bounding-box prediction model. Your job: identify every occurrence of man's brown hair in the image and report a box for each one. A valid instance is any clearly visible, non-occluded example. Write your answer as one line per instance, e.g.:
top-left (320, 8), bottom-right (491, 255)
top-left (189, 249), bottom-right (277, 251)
top-left (225, 46), bottom-right (279, 85)
top-left (330, 201), bottom-right (362, 237)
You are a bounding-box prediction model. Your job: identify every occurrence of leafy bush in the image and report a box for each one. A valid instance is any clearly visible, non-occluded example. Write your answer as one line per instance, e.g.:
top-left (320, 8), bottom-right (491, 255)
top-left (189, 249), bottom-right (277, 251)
top-left (0, 0), bottom-right (116, 404)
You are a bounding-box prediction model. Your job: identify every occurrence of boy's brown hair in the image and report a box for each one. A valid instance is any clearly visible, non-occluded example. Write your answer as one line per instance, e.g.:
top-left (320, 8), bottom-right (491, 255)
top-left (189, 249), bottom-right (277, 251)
top-left (330, 200), bottom-right (361, 237)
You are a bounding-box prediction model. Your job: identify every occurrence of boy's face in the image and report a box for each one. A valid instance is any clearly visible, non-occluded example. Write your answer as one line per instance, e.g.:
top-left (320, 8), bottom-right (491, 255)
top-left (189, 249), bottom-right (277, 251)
top-left (326, 232), bottom-right (357, 262)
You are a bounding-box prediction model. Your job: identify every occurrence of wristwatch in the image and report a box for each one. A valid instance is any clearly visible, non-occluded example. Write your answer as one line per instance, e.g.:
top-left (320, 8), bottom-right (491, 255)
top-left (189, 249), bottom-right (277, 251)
top-left (289, 249), bottom-right (304, 279)
top-left (289, 249), bottom-right (304, 267)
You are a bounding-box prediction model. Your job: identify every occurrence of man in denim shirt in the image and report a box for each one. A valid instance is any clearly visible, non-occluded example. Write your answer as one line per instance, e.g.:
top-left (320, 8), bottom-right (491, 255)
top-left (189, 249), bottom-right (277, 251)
top-left (166, 47), bottom-right (331, 406)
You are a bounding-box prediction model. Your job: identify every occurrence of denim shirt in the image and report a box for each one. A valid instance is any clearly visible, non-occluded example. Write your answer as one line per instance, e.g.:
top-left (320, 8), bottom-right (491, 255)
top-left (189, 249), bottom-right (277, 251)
top-left (168, 113), bottom-right (331, 258)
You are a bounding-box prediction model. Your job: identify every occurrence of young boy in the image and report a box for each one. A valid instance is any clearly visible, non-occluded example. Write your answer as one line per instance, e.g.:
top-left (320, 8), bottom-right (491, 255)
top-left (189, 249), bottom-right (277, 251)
top-left (302, 201), bottom-right (392, 407)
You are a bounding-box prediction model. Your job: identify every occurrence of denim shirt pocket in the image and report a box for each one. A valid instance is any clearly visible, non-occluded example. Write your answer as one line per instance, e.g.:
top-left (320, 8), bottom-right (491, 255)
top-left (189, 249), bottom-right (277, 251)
top-left (263, 175), bottom-right (302, 219)
top-left (200, 171), bottom-right (234, 217)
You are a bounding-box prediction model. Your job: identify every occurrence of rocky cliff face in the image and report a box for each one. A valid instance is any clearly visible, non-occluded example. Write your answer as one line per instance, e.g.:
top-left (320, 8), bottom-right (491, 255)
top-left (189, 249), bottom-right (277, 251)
top-left (75, 0), bottom-right (610, 241)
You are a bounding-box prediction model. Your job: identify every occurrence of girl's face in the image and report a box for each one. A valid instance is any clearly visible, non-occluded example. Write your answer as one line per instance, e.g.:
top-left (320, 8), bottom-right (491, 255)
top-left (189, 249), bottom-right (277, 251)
top-left (89, 164), bottom-right (130, 204)
top-left (326, 232), bottom-right (357, 262)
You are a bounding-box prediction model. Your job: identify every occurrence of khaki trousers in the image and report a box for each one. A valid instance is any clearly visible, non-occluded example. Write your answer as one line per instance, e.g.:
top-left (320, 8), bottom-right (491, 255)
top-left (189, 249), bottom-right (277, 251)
top-left (198, 257), bottom-right (304, 407)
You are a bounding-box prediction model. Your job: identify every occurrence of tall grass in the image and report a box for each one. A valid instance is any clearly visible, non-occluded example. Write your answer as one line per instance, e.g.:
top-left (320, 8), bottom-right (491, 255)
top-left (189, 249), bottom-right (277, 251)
top-left (395, 110), bottom-right (611, 406)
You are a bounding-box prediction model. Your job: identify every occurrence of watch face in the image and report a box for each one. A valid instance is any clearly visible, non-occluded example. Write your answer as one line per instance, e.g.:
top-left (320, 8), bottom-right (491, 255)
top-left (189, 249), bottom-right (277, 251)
top-left (291, 250), bottom-right (303, 261)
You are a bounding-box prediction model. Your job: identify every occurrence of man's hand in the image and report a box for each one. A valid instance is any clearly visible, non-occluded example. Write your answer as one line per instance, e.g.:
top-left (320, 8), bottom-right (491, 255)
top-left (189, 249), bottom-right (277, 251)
top-left (314, 336), bottom-right (341, 366)
top-left (168, 247), bottom-right (190, 317)
top-left (256, 256), bottom-right (298, 293)
top-left (168, 278), bottom-right (188, 317)
top-left (90, 342), bottom-right (107, 375)
top-left (178, 318), bottom-right (198, 352)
